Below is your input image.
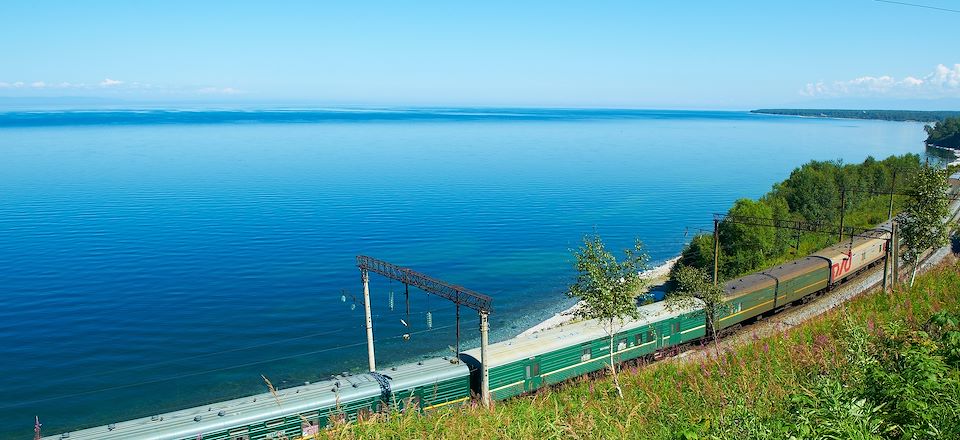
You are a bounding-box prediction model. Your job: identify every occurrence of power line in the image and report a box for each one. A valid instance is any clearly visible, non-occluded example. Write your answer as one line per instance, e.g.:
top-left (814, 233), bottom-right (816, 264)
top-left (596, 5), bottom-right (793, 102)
top-left (714, 212), bottom-right (888, 240)
top-left (874, 0), bottom-right (960, 13)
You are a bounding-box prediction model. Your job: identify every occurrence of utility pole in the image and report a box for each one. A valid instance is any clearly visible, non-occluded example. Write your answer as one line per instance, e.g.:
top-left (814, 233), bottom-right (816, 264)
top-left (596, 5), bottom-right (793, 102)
top-left (794, 229), bottom-right (802, 255)
top-left (882, 236), bottom-right (891, 292)
top-left (891, 220), bottom-right (900, 285)
top-left (455, 304), bottom-right (460, 363)
top-left (712, 218), bottom-right (720, 285)
top-left (838, 186), bottom-right (846, 242)
top-left (361, 269), bottom-right (376, 372)
top-left (479, 311), bottom-right (491, 407)
top-left (888, 169), bottom-right (897, 221)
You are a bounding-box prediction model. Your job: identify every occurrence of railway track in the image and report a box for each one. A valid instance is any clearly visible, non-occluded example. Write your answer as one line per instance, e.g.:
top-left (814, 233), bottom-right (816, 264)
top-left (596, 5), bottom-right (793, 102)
top-left (671, 195), bottom-right (960, 365)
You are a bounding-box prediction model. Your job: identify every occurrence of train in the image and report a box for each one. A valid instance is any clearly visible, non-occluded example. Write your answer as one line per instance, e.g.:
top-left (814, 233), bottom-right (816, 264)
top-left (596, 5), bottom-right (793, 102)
top-left (44, 222), bottom-right (894, 440)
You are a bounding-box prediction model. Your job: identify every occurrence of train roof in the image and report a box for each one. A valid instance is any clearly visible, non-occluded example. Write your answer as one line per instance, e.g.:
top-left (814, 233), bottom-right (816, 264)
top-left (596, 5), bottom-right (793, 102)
top-left (763, 256), bottom-right (829, 281)
top-left (462, 300), bottom-right (701, 368)
top-left (45, 373), bottom-right (380, 440)
top-left (724, 273), bottom-right (775, 299)
top-left (45, 356), bottom-right (468, 440)
top-left (380, 356), bottom-right (470, 393)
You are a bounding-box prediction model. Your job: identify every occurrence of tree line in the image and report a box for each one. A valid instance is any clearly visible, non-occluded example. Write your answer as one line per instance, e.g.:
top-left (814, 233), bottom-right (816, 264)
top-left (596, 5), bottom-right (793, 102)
top-left (679, 154), bottom-right (922, 281)
top-left (925, 116), bottom-right (960, 149)
top-left (753, 109), bottom-right (960, 122)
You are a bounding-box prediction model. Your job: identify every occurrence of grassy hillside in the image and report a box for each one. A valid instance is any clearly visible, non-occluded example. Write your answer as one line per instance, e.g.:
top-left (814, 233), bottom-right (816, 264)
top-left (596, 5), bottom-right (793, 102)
top-left (326, 260), bottom-right (960, 439)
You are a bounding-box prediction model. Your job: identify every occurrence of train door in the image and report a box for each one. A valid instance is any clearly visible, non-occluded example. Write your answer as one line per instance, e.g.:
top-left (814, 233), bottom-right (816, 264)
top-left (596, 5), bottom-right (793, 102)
top-left (524, 357), bottom-right (541, 391)
top-left (660, 320), bottom-right (678, 348)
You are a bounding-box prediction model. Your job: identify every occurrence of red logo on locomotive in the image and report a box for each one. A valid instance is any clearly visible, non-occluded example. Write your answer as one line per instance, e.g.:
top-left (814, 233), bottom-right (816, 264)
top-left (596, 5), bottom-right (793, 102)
top-left (831, 252), bottom-right (853, 279)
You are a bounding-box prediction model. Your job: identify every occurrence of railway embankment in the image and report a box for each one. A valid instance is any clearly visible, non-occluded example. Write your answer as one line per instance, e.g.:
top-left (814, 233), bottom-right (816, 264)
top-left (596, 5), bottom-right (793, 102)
top-left (673, 190), bottom-right (960, 366)
top-left (337, 252), bottom-right (960, 439)
top-left (335, 192), bottom-right (960, 438)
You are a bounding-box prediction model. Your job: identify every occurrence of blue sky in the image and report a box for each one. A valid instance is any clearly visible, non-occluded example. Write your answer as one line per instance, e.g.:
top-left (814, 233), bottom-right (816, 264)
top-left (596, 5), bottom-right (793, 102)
top-left (1, 0), bottom-right (959, 109)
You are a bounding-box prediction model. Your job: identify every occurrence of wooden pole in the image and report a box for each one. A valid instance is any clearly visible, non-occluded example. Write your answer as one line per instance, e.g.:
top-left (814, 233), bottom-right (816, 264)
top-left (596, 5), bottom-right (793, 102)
top-left (455, 304), bottom-right (460, 363)
top-left (888, 170), bottom-right (897, 221)
top-left (794, 229), bottom-right (802, 255)
top-left (838, 187), bottom-right (846, 242)
top-left (882, 237), bottom-right (890, 292)
top-left (479, 311), bottom-right (491, 407)
top-left (361, 269), bottom-right (376, 372)
top-left (892, 221), bottom-right (899, 285)
top-left (713, 218), bottom-right (720, 285)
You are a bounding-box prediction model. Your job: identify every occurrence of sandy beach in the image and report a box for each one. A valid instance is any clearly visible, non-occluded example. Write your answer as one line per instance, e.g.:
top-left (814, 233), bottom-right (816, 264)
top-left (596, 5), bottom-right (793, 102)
top-left (518, 256), bottom-right (680, 337)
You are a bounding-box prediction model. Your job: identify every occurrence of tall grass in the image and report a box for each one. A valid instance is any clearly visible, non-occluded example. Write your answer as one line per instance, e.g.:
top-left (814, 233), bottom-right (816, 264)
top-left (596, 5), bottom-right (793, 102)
top-left (327, 261), bottom-right (960, 439)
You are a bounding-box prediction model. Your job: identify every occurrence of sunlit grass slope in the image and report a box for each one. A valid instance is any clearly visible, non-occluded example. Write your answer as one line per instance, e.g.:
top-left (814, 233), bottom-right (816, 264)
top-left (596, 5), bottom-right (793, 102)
top-left (328, 260), bottom-right (960, 439)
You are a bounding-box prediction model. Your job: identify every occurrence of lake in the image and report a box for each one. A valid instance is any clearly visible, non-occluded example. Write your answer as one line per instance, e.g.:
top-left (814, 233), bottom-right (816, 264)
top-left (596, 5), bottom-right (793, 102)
top-left (0, 108), bottom-right (928, 437)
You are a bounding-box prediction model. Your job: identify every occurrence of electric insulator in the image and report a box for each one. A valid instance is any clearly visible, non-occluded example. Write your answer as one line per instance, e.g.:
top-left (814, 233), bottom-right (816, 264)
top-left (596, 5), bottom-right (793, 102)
top-left (350, 303), bottom-right (356, 311)
top-left (388, 291), bottom-right (395, 311)
top-left (340, 294), bottom-right (346, 303)
top-left (426, 311), bottom-right (433, 329)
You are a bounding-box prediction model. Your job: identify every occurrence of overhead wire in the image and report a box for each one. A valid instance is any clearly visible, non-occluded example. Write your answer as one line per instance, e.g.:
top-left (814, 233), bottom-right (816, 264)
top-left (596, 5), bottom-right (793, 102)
top-left (874, 0), bottom-right (960, 13)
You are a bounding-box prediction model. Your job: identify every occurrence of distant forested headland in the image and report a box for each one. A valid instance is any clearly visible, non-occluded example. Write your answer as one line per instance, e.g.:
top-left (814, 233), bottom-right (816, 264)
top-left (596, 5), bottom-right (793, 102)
top-left (925, 117), bottom-right (960, 149)
top-left (752, 109), bottom-right (960, 122)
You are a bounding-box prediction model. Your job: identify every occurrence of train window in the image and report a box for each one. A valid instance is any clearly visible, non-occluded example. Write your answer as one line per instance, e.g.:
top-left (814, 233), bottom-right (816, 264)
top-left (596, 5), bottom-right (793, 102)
top-left (647, 329), bottom-right (655, 341)
top-left (265, 418), bottom-right (284, 428)
top-left (301, 413), bottom-right (320, 437)
top-left (735, 303), bottom-right (742, 313)
top-left (532, 362), bottom-right (540, 376)
top-left (617, 338), bottom-right (627, 351)
top-left (634, 334), bottom-right (642, 345)
top-left (581, 346), bottom-right (591, 361)
top-left (525, 365), bottom-right (531, 378)
top-left (672, 322), bottom-right (681, 333)
top-left (229, 428), bottom-right (250, 440)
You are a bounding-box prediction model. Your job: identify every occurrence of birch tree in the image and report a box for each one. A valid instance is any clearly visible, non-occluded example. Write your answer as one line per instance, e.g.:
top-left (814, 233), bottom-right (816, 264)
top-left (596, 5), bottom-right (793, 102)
top-left (568, 234), bottom-right (648, 398)
top-left (899, 164), bottom-right (950, 286)
top-left (666, 265), bottom-right (728, 355)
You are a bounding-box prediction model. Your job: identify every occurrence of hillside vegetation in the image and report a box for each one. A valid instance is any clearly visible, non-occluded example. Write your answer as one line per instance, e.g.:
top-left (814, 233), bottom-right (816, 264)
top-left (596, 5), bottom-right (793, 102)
top-left (925, 117), bottom-right (960, 149)
top-left (679, 154), bottom-right (921, 281)
top-left (752, 109), bottom-right (960, 122)
top-left (326, 260), bottom-right (960, 439)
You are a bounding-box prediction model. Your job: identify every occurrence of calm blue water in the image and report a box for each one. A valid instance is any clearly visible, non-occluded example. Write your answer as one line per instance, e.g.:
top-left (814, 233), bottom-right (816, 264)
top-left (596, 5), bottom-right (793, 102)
top-left (0, 108), bottom-right (927, 437)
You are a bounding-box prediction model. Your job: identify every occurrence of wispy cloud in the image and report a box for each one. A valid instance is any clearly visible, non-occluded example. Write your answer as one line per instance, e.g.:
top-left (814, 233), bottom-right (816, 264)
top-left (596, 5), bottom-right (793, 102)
top-left (0, 78), bottom-right (245, 96)
top-left (99, 78), bottom-right (123, 87)
top-left (802, 64), bottom-right (960, 98)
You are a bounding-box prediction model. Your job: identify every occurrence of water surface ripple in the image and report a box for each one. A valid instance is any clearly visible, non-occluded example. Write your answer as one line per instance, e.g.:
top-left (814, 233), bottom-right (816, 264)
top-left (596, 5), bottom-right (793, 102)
top-left (0, 109), bottom-right (926, 437)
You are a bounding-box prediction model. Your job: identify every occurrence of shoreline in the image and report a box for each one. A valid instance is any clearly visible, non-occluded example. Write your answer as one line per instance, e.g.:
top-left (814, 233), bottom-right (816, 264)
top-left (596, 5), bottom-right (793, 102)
top-left (518, 256), bottom-right (680, 337)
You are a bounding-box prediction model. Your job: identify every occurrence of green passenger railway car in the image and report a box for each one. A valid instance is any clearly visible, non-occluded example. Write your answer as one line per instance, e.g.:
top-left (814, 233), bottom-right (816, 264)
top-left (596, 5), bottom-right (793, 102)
top-left (44, 222), bottom-right (894, 440)
top-left (459, 300), bottom-right (704, 401)
top-left (46, 358), bottom-right (470, 440)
